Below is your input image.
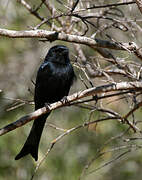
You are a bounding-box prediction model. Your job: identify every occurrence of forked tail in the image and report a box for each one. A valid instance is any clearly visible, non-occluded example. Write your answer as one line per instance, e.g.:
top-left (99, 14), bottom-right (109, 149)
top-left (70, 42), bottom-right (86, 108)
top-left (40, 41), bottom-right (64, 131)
top-left (15, 113), bottom-right (49, 161)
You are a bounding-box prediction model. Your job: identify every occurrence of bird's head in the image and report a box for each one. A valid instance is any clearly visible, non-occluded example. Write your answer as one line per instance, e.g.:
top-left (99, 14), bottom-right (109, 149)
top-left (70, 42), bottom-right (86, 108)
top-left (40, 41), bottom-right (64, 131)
top-left (45, 45), bottom-right (70, 64)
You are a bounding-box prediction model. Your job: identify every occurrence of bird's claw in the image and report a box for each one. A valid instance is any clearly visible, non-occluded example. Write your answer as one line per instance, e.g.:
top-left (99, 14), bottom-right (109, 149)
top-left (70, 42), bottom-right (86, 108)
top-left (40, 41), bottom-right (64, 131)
top-left (45, 102), bottom-right (51, 110)
top-left (60, 96), bottom-right (70, 105)
top-left (93, 95), bottom-right (98, 103)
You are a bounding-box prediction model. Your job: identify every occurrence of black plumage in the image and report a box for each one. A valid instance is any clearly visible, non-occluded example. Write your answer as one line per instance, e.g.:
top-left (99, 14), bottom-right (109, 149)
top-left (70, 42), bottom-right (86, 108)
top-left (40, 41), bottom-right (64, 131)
top-left (15, 45), bottom-right (75, 161)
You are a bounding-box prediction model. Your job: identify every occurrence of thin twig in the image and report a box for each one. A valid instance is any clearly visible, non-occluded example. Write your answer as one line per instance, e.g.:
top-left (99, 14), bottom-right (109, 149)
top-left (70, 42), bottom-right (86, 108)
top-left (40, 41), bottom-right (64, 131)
top-left (32, 116), bottom-right (118, 179)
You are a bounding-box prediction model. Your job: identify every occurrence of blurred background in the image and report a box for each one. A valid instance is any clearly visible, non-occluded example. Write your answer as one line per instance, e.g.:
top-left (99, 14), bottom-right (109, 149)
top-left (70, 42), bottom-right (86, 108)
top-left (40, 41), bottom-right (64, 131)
top-left (0, 0), bottom-right (142, 180)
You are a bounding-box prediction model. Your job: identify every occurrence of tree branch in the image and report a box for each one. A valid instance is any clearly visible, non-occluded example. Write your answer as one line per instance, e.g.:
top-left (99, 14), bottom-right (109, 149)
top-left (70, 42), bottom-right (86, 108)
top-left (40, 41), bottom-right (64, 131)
top-left (0, 81), bottom-right (142, 136)
top-left (135, 0), bottom-right (142, 14)
top-left (17, 0), bottom-right (45, 21)
top-left (0, 28), bottom-right (141, 53)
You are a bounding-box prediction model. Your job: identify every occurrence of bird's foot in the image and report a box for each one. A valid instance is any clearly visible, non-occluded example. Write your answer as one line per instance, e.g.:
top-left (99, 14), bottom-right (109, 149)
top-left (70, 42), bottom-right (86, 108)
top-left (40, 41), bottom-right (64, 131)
top-left (60, 96), bottom-right (70, 106)
top-left (45, 102), bottom-right (51, 110)
top-left (93, 95), bottom-right (98, 104)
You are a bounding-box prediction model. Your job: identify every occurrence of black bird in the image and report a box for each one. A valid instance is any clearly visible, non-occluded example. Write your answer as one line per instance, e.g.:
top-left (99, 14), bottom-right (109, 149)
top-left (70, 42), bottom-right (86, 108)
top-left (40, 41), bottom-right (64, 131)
top-left (15, 45), bottom-right (75, 161)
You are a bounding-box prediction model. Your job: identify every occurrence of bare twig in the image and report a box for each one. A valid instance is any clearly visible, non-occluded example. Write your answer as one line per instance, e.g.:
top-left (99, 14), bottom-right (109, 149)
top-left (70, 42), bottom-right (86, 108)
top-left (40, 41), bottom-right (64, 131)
top-left (123, 100), bottom-right (142, 120)
top-left (17, 0), bottom-right (45, 21)
top-left (32, 116), bottom-right (117, 179)
top-left (135, 0), bottom-right (142, 14)
top-left (86, 1), bottom-right (135, 10)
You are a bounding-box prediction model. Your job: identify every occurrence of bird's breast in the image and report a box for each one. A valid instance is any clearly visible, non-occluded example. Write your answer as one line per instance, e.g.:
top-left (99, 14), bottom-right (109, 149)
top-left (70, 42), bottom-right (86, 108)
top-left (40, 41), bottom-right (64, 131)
top-left (35, 62), bottom-right (73, 105)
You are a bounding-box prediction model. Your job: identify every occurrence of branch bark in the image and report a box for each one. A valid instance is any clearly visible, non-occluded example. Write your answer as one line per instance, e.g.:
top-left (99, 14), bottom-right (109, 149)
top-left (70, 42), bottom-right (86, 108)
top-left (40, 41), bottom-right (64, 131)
top-left (0, 28), bottom-right (139, 51)
top-left (0, 81), bottom-right (142, 136)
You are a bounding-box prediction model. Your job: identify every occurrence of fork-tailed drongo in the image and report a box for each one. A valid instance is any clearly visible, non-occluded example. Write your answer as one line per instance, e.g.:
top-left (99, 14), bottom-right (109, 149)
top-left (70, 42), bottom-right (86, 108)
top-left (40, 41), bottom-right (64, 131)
top-left (15, 45), bottom-right (75, 161)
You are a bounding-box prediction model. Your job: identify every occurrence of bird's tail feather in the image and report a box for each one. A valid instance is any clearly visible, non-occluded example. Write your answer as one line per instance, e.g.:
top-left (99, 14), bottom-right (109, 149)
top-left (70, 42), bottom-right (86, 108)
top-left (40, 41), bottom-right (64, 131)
top-left (15, 143), bottom-right (38, 161)
top-left (15, 113), bottom-right (49, 161)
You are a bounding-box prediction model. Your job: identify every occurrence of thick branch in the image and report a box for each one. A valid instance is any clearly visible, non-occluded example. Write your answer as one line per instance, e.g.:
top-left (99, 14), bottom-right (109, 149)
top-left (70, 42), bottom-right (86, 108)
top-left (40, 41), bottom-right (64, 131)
top-left (0, 81), bottom-right (142, 136)
top-left (0, 28), bottom-right (58, 39)
top-left (0, 28), bottom-right (136, 50)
